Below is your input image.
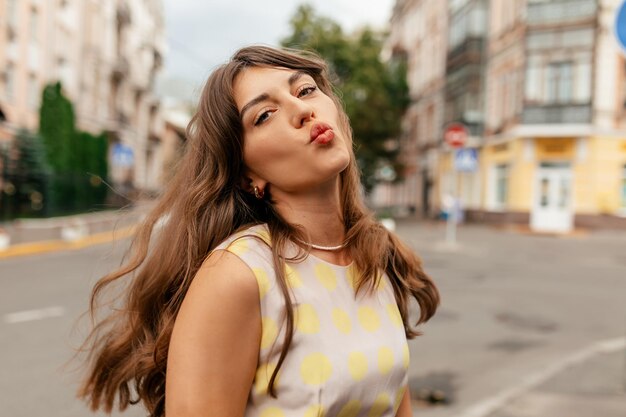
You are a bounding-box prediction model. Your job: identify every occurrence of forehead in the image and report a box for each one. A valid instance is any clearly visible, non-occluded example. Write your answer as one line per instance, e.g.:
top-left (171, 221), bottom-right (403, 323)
top-left (233, 66), bottom-right (305, 108)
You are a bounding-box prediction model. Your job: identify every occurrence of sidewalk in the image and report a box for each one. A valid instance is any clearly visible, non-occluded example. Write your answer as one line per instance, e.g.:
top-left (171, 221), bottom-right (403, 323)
top-left (0, 200), bottom-right (154, 259)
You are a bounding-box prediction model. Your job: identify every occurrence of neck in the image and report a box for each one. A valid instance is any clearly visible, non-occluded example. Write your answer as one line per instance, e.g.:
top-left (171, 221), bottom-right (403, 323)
top-left (271, 177), bottom-right (345, 247)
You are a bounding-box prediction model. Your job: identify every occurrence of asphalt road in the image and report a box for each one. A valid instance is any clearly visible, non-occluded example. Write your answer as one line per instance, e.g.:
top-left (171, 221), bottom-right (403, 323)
top-left (394, 220), bottom-right (626, 416)
top-left (1, 220), bottom-right (625, 416)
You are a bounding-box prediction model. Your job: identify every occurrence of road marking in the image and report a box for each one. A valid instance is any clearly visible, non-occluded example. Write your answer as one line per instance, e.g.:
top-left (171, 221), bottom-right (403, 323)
top-left (0, 225), bottom-right (136, 260)
top-left (3, 306), bottom-right (66, 324)
top-left (456, 336), bottom-right (626, 417)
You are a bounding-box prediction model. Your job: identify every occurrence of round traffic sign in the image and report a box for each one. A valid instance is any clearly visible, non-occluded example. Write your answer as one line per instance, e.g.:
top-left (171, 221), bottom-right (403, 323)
top-left (444, 123), bottom-right (468, 148)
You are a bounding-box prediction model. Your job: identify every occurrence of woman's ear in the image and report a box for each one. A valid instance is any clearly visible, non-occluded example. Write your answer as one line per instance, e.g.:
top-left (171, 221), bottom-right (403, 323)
top-left (240, 172), bottom-right (267, 195)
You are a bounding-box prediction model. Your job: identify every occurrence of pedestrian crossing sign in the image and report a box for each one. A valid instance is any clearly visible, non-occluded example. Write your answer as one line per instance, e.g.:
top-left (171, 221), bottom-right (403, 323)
top-left (454, 149), bottom-right (478, 172)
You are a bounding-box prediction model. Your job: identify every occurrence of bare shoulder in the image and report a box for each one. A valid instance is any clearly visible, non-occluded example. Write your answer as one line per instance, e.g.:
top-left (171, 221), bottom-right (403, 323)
top-left (166, 249), bottom-right (262, 415)
top-left (191, 249), bottom-right (260, 303)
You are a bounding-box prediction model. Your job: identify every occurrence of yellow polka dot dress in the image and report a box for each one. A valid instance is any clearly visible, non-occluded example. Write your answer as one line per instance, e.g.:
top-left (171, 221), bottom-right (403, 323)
top-left (215, 224), bottom-right (410, 417)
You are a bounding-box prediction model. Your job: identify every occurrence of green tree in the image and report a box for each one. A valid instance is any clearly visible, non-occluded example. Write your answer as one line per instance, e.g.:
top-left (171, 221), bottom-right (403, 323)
top-left (78, 131), bottom-right (109, 208)
top-left (39, 82), bottom-right (75, 172)
top-left (38, 81), bottom-right (110, 214)
top-left (282, 4), bottom-right (409, 192)
top-left (13, 129), bottom-right (52, 217)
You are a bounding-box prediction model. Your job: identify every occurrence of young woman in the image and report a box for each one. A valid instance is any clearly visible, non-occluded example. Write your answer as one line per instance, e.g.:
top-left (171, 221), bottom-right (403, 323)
top-left (79, 45), bottom-right (440, 417)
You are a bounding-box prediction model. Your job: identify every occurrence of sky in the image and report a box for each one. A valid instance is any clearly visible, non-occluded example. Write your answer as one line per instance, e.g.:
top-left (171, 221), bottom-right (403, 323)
top-left (160, 0), bottom-right (395, 100)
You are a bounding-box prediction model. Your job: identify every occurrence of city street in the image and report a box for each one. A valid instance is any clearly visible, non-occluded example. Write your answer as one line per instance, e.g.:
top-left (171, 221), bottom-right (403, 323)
top-left (395, 220), bottom-right (626, 416)
top-left (1, 220), bottom-right (625, 416)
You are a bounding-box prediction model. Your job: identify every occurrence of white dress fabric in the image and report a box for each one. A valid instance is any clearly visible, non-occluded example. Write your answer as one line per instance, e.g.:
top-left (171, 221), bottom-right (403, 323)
top-left (214, 224), bottom-right (409, 417)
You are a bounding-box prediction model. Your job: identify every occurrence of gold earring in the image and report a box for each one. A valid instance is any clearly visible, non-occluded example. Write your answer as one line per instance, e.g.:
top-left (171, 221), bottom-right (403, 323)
top-left (253, 185), bottom-right (264, 199)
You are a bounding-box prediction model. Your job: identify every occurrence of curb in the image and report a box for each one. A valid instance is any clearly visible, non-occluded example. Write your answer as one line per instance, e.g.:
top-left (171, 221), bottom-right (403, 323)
top-left (0, 224), bottom-right (137, 260)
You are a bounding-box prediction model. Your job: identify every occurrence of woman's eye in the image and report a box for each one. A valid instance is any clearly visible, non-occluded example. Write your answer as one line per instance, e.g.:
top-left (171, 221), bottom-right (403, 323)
top-left (297, 85), bottom-right (317, 98)
top-left (254, 110), bottom-right (271, 126)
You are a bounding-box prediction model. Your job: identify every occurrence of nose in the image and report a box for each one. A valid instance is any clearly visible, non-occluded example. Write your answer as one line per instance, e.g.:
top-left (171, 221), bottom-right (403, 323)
top-left (287, 96), bottom-right (314, 128)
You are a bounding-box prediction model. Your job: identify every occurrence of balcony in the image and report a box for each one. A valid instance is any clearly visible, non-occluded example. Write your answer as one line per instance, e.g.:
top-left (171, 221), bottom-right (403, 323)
top-left (111, 57), bottom-right (130, 81)
top-left (522, 103), bottom-right (592, 124)
top-left (527, 0), bottom-right (597, 27)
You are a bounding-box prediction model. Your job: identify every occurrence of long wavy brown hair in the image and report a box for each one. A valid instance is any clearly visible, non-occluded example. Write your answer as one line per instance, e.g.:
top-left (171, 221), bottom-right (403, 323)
top-left (78, 45), bottom-right (440, 416)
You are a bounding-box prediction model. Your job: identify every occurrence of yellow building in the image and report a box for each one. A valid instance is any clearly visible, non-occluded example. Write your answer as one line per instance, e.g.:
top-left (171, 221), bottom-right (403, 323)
top-left (440, 133), bottom-right (626, 232)
top-left (406, 0), bottom-right (626, 232)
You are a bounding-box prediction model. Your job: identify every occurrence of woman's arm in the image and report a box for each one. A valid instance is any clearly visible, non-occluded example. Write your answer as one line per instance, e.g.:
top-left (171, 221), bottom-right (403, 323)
top-left (165, 250), bottom-right (262, 417)
top-left (395, 388), bottom-right (413, 417)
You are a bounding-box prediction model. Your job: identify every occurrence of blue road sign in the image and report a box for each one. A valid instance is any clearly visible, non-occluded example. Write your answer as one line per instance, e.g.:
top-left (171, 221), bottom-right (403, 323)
top-left (616, 0), bottom-right (626, 55)
top-left (454, 148), bottom-right (478, 172)
top-left (112, 143), bottom-right (134, 167)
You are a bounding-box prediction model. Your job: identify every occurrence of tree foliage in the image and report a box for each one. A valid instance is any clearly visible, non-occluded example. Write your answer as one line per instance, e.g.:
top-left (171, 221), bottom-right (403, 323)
top-left (37, 82), bottom-right (109, 214)
top-left (39, 82), bottom-right (76, 173)
top-left (3, 129), bottom-right (52, 217)
top-left (281, 4), bottom-right (409, 191)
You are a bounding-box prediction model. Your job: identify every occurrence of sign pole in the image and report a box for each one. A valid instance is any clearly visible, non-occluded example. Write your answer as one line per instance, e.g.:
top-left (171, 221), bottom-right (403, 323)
top-left (443, 123), bottom-right (469, 247)
top-left (445, 169), bottom-right (457, 246)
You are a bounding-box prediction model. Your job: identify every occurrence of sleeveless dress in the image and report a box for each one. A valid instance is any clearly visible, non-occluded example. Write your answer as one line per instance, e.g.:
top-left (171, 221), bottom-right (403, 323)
top-left (214, 224), bottom-right (409, 417)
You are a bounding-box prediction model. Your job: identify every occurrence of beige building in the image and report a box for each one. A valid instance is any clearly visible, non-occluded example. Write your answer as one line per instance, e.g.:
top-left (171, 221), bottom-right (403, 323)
top-left (385, 0), bottom-right (626, 231)
top-left (378, 0), bottom-right (449, 217)
top-left (0, 0), bottom-right (166, 194)
top-left (453, 0), bottom-right (626, 231)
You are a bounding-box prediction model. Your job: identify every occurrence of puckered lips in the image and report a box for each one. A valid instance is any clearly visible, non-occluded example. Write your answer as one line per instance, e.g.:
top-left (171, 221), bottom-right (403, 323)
top-left (310, 122), bottom-right (335, 145)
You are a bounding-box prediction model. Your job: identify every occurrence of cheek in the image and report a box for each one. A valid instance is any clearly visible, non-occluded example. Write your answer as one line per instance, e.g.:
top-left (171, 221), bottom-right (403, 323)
top-left (242, 133), bottom-right (296, 176)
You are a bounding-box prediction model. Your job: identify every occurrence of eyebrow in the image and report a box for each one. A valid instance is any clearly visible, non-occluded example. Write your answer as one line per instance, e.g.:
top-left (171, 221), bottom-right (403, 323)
top-left (239, 70), bottom-right (308, 121)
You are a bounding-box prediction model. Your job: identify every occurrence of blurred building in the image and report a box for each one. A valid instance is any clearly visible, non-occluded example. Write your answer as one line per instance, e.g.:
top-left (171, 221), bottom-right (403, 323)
top-left (384, 0), bottom-right (626, 231)
top-left (0, 0), bottom-right (168, 196)
top-left (159, 103), bottom-right (190, 186)
top-left (378, 0), bottom-right (449, 217)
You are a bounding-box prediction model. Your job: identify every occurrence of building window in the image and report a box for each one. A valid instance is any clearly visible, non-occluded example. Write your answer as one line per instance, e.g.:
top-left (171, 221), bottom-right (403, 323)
top-left (525, 58), bottom-right (542, 102)
top-left (547, 62), bottom-right (573, 103)
top-left (30, 8), bottom-right (39, 44)
top-left (5, 64), bottom-right (15, 101)
top-left (28, 74), bottom-right (39, 109)
top-left (7, 0), bottom-right (18, 26)
top-left (492, 164), bottom-right (509, 209)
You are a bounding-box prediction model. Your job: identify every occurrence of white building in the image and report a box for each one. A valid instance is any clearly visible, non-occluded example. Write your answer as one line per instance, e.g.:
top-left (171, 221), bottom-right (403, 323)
top-left (0, 0), bottom-right (167, 195)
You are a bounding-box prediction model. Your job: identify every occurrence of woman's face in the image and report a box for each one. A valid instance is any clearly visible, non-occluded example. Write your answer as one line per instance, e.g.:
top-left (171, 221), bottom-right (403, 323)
top-left (233, 66), bottom-right (351, 195)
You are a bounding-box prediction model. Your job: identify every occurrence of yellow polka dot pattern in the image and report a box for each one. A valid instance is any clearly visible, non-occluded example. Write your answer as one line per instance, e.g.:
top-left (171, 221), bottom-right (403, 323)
top-left (285, 264), bottom-right (303, 288)
top-left (255, 229), bottom-right (271, 245)
top-left (348, 351), bottom-right (368, 381)
top-left (393, 386), bottom-right (406, 413)
top-left (295, 304), bottom-right (320, 334)
top-left (300, 353), bottom-right (333, 385)
top-left (331, 308), bottom-right (352, 334)
top-left (260, 317), bottom-right (278, 349)
top-left (254, 362), bottom-right (278, 395)
top-left (303, 404), bottom-right (325, 417)
top-left (337, 400), bottom-right (361, 417)
top-left (376, 274), bottom-right (387, 291)
top-left (357, 306), bottom-right (381, 332)
top-left (314, 263), bottom-right (338, 290)
top-left (368, 392), bottom-right (391, 417)
top-left (252, 267), bottom-right (270, 299)
top-left (346, 265), bottom-right (357, 290)
top-left (377, 347), bottom-right (394, 375)
top-left (260, 407), bottom-right (285, 417)
top-left (227, 238), bottom-right (248, 255)
top-left (386, 303), bottom-right (403, 327)
top-left (216, 225), bottom-right (409, 416)
top-left (402, 343), bottom-right (410, 369)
